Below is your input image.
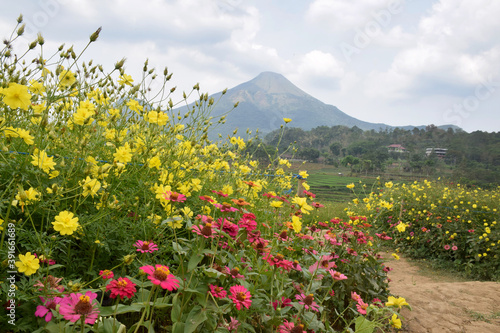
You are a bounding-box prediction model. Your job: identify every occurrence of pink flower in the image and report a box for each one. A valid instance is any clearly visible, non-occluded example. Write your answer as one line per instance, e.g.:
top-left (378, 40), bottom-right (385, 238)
top-left (328, 269), bottom-right (348, 281)
top-left (106, 277), bottom-right (137, 299)
top-left (164, 191), bottom-right (186, 202)
top-left (226, 316), bottom-right (240, 332)
top-left (209, 285), bottom-right (227, 299)
top-left (452, 245), bottom-right (458, 251)
top-left (271, 296), bottom-right (292, 310)
top-left (278, 319), bottom-right (306, 333)
top-left (356, 300), bottom-right (369, 315)
top-left (214, 203), bottom-right (239, 213)
top-left (34, 253), bottom-right (56, 265)
top-left (238, 216), bottom-right (257, 231)
top-left (229, 285), bottom-right (252, 310)
top-left (35, 296), bottom-right (62, 322)
top-left (58, 291), bottom-right (100, 324)
top-left (309, 255), bottom-right (336, 273)
top-left (295, 293), bottom-right (319, 312)
top-left (224, 266), bottom-right (245, 280)
top-left (140, 265), bottom-right (180, 291)
top-left (351, 291), bottom-right (362, 303)
top-left (134, 240), bottom-right (159, 253)
top-left (444, 244), bottom-right (451, 250)
top-left (99, 270), bottom-right (114, 280)
top-left (191, 222), bottom-right (217, 238)
top-left (214, 218), bottom-right (240, 238)
top-left (33, 275), bottom-right (65, 292)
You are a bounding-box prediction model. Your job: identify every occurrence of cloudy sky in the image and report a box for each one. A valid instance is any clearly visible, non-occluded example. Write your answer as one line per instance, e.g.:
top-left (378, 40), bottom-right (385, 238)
top-left (2, 0), bottom-right (499, 132)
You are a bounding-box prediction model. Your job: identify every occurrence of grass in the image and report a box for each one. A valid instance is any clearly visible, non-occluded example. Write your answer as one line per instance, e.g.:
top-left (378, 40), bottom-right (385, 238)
top-left (464, 309), bottom-right (500, 323)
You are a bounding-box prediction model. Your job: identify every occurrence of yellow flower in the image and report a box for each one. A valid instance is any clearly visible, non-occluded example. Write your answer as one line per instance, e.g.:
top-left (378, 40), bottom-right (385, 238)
top-left (270, 200), bottom-right (283, 208)
top-left (292, 197), bottom-right (313, 214)
top-left (389, 314), bottom-right (402, 329)
top-left (191, 178), bottom-right (202, 192)
top-left (299, 171), bottom-right (309, 179)
top-left (14, 187), bottom-right (41, 210)
top-left (166, 216), bottom-right (183, 229)
top-left (118, 74), bottom-right (134, 86)
top-left (385, 181), bottom-right (393, 188)
top-left (52, 211), bottom-right (80, 235)
top-left (126, 99), bottom-right (143, 114)
top-left (392, 253), bottom-right (400, 260)
top-left (148, 155), bottom-right (161, 169)
top-left (396, 222), bottom-right (407, 233)
top-left (80, 176), bottom-right (101, 197)
top-left (145, 111), bottom-right (169, 126)
top-left (31, 149), bottom-right (56, 174)
top-left (58, 70), bottom-right (76, 88)
top-left (16, 128), bottom-right (34, 145)
top-left (15, 252), bottom-right (40, 276)
top-left (29, 80), bottom-right (46, 95)
top-left (283, 118), bottom-right (292, 123)
top-left (0, 218), bottom-right (3, 231)
top-left (292, 215), bottom-right (302, 233)
top-left (1, 83), bottom-right (32, 110)
top-left (113, 142), bottom-right (133, 163)
top-left (346, 183), bottom-right (355, 189)
top-left (386, 296), bottom-right (409, 309)
top-left (180, 207), bottom-right (194, 218)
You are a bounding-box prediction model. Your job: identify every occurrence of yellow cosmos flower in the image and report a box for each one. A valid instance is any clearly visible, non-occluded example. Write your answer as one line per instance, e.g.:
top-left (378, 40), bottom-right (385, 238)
top-left (118, 74), bottom-right (134, 86)
top-left (126, 99), bottom-right (143, 114)
top-left (166, 216), bottom-right (183, 229)
top-left (15, 252), bottom-right (40, 276)
top-left (180, 207), bottom-right (194, 218)
top-left (389, 314), bottom-right (402, 329)
top-left (16, 128), bottom-right (34, 145)
top-left (270, 200), bottom-right (283, 208)
top-left (80, 176), bottom-right (101, 197)
top-left (113, 142), bottom-right (133, 163)
top-left (283, 118), bottom-right (292, 123)
top-left (31, 149), bottom-right (56, 174)
top-left (396, 222), bottom-right (407, 233)
top-left (1, 83), bottom-right (32, 110)
top-left (386, 296), bottom-right (409, 309)
top-left (29, 79), bottom-right (46, 95)
top-left (52, 211), bottom-right (80, 235)
top-left (346, 183), bottom-right (355, 189)
top-left (145, 111), bottom-right (169, 126)
top-left (392, 253), bottom-right (400, 260)
top-left (148, 155), bottom-right (161, 169)
top-left (299, 171), bottom-right (309, 179)
top-left (385, 181), bottom-right (393, 188)
top-left (58, 70), bottom-right (76, 88)
top-left (292, 215), bottom-right (302, 233)
top-left (14, 187), bottom-right (41, 211)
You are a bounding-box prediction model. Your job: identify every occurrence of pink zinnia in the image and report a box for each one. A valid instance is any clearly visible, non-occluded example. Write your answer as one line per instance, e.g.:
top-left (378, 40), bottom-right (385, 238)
top-left (209, 284), bottom-right (227, 299)
top-left (214, 203), bottom-right (239, 213)
top-left (271, 296), bottom-right (292, 310)
top-left (452, 245), bottom-right (458, 251)
top-left (140, 265), bottom-right (180, 291)
top-left (309, 255), bottom-right (336, 273)
top-left (351, 291), bottom-right (362, 303)
top-left (295, 293), bottom-right (319, 312)
top-left (134, 240), bottom-right (159, 253)
top-left (328, 269), bottom-right (348, 281)
top-left (192, 222), bottom-right (217, 238)
top-left (356, 300), bottom-right (369, 315)
top-left (164, 191), bottom-right (186, 202)
top-left (229, 285), bottom-right (252, 310)
top-left (99, 270), bottom-right (114, 280)
top-left (106, 277), bottom-right (137, 299)
top-left (224, 266), bottom-right (245, 280)
top-left (444, 244), bottom-right (451, 250)
top-left (35, 296), bottom-right (63, 322)
top-left (278, 319), bottom-right (306, 333)
top-left (58, 291), bottom-right (100, 324)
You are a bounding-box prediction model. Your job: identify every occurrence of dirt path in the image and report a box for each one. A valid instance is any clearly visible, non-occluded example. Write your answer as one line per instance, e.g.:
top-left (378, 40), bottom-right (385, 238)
top-left (384, 253), bottom-right (500, 333)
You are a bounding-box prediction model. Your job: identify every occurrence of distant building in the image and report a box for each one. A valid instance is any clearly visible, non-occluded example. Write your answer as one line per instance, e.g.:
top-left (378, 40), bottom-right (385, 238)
top-left (426, 148), bottom-right (447, 158)
top-left (388, 144), bottom-right (406, 153)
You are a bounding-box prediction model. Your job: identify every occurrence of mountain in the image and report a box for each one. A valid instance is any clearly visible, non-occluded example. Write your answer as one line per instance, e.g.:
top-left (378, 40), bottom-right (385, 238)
top-left (177, 72), bottom-right (460, 139)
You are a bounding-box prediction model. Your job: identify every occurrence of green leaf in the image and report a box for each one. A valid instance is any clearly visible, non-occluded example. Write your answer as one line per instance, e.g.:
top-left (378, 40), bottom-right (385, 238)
top-left (97, 317), bottom-right (126, 333)
top-left (184, 305), bottom-right (208, 333)
top-left (172, 241), bottom-right (186, 254)
top-left (188, 253), bottom-right (204, 271)
top-left (99, 304), bottom-right (144, 317)
top-left (171, 294), bottom-right (181, 323)
top-left (354, 316), bottom-right (375, 333)
top-left (172, 322), bottom-right (185, 333)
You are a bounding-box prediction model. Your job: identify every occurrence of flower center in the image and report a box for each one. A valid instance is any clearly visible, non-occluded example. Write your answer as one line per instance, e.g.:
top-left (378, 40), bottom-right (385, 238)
top-left (276, 254), bottom-right (284, 261)
top-left (321, 260), bottom-right (329, 268)
top-left (279, 231), bottom-right (287, 239)
top-left (230, 267), bottom-right (239, 276)
top-left (153, 266), bottom-right (170, 281)
top-left (170, 193), bottom-right (179, 200)
top-left (117, 279), bottom-right (128, 287)
top-left (201, 223), bottom-right (213, 236)
top-left (291, 325), bottom-right (304, 333)
top-left (236, 292), bottom-right (247, 302)
top-left (141, 241), bottom-right (150, 250)
top-left (74, 295), bottom-right (92, 315)
top-left (304, 294), bottom-right (314, 306)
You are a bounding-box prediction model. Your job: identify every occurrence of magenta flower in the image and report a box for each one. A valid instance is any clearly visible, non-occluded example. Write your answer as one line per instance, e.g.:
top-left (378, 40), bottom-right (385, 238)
top-left (444, 244), bottom-right (451, 250)
top-left (134, 240), bottom-right (159, 253)
top-left (308, 255), bottom-right (336, 273)
top-left (106, 277), bottom-right (137, 299)
top-left (328, 269), bottom-right (348, 281)
top-left (192, 222), bottom-right (217, 238)
top-left (140, 265), bottom-right (180, 291)
top-left (452, 245), bottom-right (458, 251)
top-left (271, 296), bottom-right (292, 310)
top-left (295, 293), bottom-right (319, 312)
top-left (209, 284), bottom-right (227, 299)
top-left (214, 203), bottom-right (239, 213)
top-left (99, 270), bottom-right (114, 280)
top-left (35, 296), bottom-right (63, 322)
top-left (163, 191), bottom-right (186, 202)
top-left (229, 285), bottom-right (252, 310)
top-left (58, 291), bottom-right (100, 324)
top-left (356, 300), bottom-right (369, 315)
top-left (351, 291), bottom-right (362, 303)
top-left (224, 266), bottom-right (245, 280)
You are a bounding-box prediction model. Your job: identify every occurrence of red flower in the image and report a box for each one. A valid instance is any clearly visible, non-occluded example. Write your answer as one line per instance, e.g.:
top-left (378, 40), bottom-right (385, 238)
top-left (99, 270), bottom-right (114, 280)
top-left (140, 265), bottom-right (180, 291)
top-left (271, 296), bottom-right (292, 310)
top-left (209, 284), bottom-right (227, 299)
top-left (229, 285), bottom-right (252, 310)
top-left (106, 277), bottom-right (137, 299)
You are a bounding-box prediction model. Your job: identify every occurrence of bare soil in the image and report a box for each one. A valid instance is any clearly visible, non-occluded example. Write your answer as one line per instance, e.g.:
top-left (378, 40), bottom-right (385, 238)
top-left (384, 253), bottom-right (500, 333)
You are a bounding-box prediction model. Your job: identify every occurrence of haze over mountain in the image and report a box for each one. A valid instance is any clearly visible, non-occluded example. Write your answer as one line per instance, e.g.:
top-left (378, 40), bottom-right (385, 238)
top-left (179, 72), bottom-right (460, 139)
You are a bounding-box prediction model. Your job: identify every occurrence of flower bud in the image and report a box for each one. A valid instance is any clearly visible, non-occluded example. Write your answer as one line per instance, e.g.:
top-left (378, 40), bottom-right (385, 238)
top-left (89, 27), bottom-right (102, 42)
top-left (17, 24), bottom-right (25, 36)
